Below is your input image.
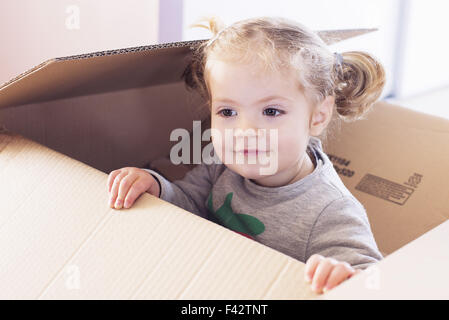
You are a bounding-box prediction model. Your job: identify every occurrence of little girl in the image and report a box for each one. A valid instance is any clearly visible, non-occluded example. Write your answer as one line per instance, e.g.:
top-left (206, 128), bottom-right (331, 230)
top-left (107, 16), bottom-right (385, 295)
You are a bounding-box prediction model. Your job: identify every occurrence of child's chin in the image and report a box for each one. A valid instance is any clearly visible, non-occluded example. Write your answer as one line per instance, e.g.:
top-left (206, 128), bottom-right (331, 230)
top-left (227, 163), bottom-right (273, 180)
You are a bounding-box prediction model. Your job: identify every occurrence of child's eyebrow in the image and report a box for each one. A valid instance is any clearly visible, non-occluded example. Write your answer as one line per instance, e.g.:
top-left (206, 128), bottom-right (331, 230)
top-left (213, 95), bottom-right (292, 105)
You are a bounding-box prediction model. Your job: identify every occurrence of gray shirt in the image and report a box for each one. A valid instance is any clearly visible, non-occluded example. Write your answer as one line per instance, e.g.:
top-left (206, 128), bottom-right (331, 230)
top-left (143, 137), bottom-right (383, 269)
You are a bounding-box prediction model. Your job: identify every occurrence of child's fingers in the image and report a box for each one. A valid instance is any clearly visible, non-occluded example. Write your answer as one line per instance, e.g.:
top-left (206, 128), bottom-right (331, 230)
top-left (349, 268), bottom-right (362, 278)
top-left (107, 170), bottom-right (121, 193)
top-left (114, 174), bottom-right (139, 209)
top-left (322, 262), bottom-right (354, 292)
top-left (123, 177), bottom-right (146, 208)
top-left (311, 258), bottom-right (337, 294)
top-left (109, 171), bottom-right (128, 208)
top-left (304, 254), bottom-right (323, 283)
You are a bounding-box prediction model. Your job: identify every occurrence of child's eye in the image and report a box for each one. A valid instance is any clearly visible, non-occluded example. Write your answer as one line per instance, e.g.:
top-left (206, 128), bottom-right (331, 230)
top-left (263, 107), bottom-right (284, 117)
top-left (217, 108), bottom-right (237, 117)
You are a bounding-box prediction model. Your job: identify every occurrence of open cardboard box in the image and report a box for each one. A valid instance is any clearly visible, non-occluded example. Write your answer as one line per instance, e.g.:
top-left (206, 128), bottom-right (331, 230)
top-left (0, 37), bottom-right (448, 300)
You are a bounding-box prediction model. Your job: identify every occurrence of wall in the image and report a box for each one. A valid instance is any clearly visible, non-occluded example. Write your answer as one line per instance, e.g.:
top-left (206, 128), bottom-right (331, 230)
top-left (396, 0), bottom-right (449, 98)
top-left (0, 0), bottom-right (159, 85)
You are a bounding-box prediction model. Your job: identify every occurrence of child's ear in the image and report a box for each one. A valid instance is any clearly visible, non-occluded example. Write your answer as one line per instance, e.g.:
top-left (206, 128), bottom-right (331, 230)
top-left (309, 95), bottom-right (335, 136)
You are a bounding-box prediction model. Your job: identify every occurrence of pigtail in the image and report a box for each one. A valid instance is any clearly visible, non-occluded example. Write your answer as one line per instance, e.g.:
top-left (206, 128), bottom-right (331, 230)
top-left (333, 51), bottom-right (386, 122)
top-left (188, 15), bottom-right (226, 38)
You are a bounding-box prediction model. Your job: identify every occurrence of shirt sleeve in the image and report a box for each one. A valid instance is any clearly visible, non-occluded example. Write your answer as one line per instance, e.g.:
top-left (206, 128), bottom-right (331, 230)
top-left (141, 163), bottom-right (220, 219)
top-left (305, 196), bottom-right (383, 270)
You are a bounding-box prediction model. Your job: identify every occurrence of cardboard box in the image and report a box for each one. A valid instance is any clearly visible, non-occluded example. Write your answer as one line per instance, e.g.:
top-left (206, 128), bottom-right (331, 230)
top-left (1, 38), bottom-right (448, 299)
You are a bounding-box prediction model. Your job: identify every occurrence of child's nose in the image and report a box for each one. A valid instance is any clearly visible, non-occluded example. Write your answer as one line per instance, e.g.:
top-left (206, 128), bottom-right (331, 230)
top-left (234, 127), bottom-right (258, 137)
top-left (235, 118), bottom-right (259, 136)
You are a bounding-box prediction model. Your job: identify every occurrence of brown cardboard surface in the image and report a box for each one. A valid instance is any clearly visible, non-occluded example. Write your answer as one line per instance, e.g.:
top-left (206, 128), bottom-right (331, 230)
top-left (322, 220), bottom-right (449, 299)
top-left (0, 41), bottom-right (203, 109)
top-left (323, 102), bottom-right (449, 256)
top-left (0, 132), bottom-right (316, 299)
top-left (0, 81), bottom-right (208, 175)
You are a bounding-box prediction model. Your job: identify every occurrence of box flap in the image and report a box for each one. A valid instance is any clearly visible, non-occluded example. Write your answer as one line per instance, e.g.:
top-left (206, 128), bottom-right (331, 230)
top-left (0, 132), bottom-right (316, 299)
top-left (0, 40), bottom-right (203, 109)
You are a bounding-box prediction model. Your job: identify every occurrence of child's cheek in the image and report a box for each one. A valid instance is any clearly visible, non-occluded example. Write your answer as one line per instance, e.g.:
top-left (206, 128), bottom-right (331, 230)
top-left (277, 135), bottom-right (304, 163)
top-left (210, 128), bottom-right (229, 164)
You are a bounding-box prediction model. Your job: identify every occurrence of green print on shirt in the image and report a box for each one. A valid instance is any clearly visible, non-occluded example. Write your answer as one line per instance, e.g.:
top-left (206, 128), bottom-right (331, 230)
top-left (207, 191), bottom-right (265, 239)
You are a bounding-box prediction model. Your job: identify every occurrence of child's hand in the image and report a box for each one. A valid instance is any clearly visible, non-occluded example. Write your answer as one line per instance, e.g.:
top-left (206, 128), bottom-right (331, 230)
top-left (304, 254), bottom-right (361, 294)
top-left (107, 167), bottom-right (160, 209)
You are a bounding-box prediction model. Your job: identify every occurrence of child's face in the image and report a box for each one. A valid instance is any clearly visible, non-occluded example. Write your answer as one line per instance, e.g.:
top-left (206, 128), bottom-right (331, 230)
top-left (208, 59), bottom-right (316, 184)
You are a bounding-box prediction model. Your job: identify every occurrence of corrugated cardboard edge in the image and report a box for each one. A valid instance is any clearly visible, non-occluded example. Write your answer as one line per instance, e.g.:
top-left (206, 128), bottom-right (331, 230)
top-left (0, 59), bottom-right (56, 92)
top-left (54, 39), bottom-right (204, 62)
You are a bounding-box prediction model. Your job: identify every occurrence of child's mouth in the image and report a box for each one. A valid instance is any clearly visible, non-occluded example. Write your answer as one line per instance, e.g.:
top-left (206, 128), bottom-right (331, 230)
top-left (235, 149), bottom-right (267, 156)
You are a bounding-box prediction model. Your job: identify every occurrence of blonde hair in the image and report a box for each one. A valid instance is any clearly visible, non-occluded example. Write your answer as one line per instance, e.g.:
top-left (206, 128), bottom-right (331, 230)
top-left (182, 16), bottom-right (386, 142)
